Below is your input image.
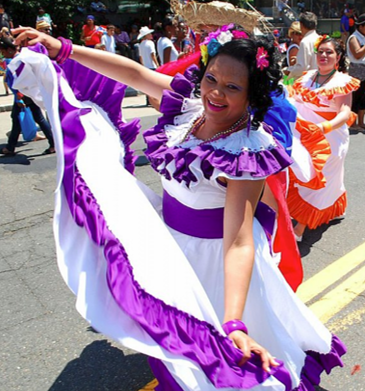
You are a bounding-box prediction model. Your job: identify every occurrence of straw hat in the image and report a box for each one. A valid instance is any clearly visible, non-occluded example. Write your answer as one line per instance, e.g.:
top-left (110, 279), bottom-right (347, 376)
top-left (288, 21), bottom-right (301, 37)
top-left (36, 20), bottom-right (51, 31)
top-left (137, 26), bottom-right (154, 40)
top-left (170, 0), bottom-right (260, 33)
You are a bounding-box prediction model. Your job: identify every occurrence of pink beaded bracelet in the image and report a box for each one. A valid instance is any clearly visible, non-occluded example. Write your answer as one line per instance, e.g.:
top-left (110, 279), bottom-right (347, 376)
top-left (54, 37), bottom-right (73, 64)
top-left (222, 319), bottom-right (248, 335)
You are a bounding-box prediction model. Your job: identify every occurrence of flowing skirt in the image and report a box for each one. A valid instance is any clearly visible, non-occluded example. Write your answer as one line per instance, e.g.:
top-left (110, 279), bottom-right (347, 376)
top-left (8, 46), bottom-right (346, 391)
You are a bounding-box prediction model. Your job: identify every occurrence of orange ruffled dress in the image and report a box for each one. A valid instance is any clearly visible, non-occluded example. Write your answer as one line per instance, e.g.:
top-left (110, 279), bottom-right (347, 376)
top-left (287, 70), bottom-right (359, 229)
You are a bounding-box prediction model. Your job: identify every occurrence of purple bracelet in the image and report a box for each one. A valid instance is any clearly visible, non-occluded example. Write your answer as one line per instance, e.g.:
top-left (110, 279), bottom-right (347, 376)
top-left (222, 319), bottom-right (248, 335)
top-left (54, 37), bottom-right (73, 64)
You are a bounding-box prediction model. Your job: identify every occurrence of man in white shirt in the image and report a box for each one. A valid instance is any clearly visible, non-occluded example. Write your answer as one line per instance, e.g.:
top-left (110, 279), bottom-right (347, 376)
top-left (287, 12), bottom-right (319, 80)
top-left (101, 25), bottom-right (116, 54)
top-left (138, 26), bottom-right (159, 70)
top-left (137, 26), bottom-right (159, 106)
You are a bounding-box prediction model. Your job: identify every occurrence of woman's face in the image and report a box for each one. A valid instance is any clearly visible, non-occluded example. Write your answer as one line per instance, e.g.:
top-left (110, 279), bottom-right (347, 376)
top-left (316, 41), bottom-right (339, 73)
top-left (166, 22), bottom-right (178, 38)
top-left (201, 54), bottom-right (249, 130)
top-left (292, 32), bottom-right (303, 45)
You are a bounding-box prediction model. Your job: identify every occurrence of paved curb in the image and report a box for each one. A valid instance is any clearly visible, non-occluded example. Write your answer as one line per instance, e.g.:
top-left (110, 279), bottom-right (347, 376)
top-left (0, 104), bottom-right (12, 112)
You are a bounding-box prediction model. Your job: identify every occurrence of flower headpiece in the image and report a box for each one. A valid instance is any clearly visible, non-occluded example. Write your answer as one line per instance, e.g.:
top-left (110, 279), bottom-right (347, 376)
top-left (199, 24), bottom-right (269, 71)
top-left (199, 24), bottom-right (249, 65)
top-left (256, 47), bottom-right (269, 71)
top-left (314, 35), bottom-right (329, 53)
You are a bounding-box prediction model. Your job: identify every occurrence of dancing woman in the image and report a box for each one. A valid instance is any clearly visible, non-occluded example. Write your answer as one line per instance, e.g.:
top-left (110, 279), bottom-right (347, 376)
top-left (11, 26), bottom-right (346, 390)
top-left (287, 36), bottom-right (359, 240)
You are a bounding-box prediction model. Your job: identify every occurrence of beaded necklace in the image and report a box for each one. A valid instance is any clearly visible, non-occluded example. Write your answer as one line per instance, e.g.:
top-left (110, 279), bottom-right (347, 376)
top-left (181, 112), bottom-right (249, 145)
top-left (311, 69), bottom-right (336, 89)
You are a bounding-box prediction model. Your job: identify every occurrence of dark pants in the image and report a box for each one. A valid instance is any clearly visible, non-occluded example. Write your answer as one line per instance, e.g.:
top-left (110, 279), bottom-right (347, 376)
top-left (116, 43), bottom-right (133, 59)
top-left (7, 98), bottom-right (54, 152)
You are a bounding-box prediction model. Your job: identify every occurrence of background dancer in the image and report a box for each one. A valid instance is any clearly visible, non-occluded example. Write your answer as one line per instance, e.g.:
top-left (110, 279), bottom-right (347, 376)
top-left (287, 36), bottom-right (359, 241)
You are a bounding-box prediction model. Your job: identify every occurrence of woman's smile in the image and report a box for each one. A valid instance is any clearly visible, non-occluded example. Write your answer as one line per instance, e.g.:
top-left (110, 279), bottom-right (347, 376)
top-left (201, 54), bottom-right (249, 131)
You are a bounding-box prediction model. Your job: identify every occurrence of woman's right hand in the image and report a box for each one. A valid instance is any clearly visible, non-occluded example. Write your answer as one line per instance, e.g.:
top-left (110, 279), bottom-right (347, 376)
top-left (12, 27), bottom-right (62, 59)
top-left (228, 330), bottom-right (279, 373)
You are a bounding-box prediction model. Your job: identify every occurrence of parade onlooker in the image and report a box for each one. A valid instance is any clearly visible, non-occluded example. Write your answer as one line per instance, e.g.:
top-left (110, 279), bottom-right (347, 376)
top-left (286, 21), bottom-right (303, 66)
top-left (115, 25), bottom-right (132, 58)
top-left (138, 26), bottom-right (158, 70)
top-left (347, 13), bottom-right (365, 129)
top-left (129, 25), bottom-right (140, 61)
top-left (36, 7), bottom-right (56, 34)
top-left (173, 21), bottom-right (192, 54)
top-left (0, 37), bottom-right (55, 156)
top-left (80, 15), bottom-right (102, 48)
top-left (101, 24), bottom-right (116, 53)
top-left (36, 20), bottom-right (52, 35)
top-left (0, 4), bottom-right (13, 30)
top-left (340, 8), bottom-right (350, 43)
top-left (287, 12), bottom-right (319, 79)
top-left (157, 15), bottom-right (179, 65)
top-left (138, 26), bottom-right (159, 107)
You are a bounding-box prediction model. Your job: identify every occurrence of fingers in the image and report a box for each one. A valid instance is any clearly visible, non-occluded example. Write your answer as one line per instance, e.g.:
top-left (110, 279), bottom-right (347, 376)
top-left (229, 331), bottom-right (280, 373)
top-left (12, 28), bottom-right (50, 49)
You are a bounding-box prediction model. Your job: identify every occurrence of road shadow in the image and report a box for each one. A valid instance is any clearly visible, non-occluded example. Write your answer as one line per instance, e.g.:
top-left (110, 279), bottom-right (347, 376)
top-left (297, 219), bottom-right (343, 258)
top-left (0, 152), bottom-right (32, 165)
top-left (48, 340), bottom-right (154, 391)
top-left (349, 127), bottom-right (365, 136)
top-left (315, 387), bottom-right (330, 391)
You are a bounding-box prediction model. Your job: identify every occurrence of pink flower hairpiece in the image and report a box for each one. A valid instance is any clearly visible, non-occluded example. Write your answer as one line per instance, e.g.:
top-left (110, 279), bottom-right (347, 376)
top-left (256, 46), bottom-right (269, 71)
top-left (199, 24), bottom-right (249, 65)
top-left (232, 30), bottom-right (249, 39)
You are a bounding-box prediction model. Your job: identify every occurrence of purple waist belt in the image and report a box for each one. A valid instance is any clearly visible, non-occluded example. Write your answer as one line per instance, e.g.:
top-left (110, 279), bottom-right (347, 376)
top-left (162, 190), bottom-right (276, 240)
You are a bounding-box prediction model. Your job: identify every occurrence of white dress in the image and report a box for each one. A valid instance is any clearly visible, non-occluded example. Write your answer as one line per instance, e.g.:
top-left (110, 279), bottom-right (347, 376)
top-left (287, 70), bottom-right (359, 229)
top-left (9, 46), bottom-right (346, 391)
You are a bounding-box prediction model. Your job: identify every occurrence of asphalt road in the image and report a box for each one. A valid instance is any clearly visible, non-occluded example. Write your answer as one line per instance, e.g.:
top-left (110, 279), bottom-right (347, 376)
top-left (1, 104), bottom-right (365, 390)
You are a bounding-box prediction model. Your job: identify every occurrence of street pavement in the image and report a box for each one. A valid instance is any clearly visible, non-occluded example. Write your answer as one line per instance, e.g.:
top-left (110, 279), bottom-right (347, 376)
top-left (1, 76), bottom-right (365, 390)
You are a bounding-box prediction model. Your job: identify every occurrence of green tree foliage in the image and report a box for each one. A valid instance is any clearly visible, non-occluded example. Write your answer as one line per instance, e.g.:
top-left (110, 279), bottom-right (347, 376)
top-left (9, 0), bottom-right (89, 41)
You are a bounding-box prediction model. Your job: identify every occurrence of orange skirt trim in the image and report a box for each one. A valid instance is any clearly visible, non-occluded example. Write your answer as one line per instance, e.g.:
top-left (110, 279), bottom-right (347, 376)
top-left (292, 75), bottom-right (360, 107)
top-left (292, 117), bottom-right (332, 190)
top-left (287, 184), bottom-right (347, 229)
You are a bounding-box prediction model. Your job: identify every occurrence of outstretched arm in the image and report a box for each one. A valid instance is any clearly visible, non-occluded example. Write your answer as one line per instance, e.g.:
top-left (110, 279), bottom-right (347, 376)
top-left (223, 178), bottom-right (278, 371)
top-left (13, 27), bottom-right (173, 101)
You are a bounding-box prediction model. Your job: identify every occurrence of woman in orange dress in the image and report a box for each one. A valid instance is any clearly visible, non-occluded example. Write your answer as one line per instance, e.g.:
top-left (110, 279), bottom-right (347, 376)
top-left (287, 36), bottom-right (359, 240)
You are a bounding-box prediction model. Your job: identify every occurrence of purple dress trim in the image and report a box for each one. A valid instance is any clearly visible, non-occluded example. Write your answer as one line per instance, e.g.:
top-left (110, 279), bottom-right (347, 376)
top-left (148, 357), bottom-right (185, 391)
top-left (144, 70), bottom-right (293, 187)
top-left (15, 47), bottom-right (346, 390)
top-left (27, 43), bottom-right (140, 175)
top-left (294, 335), bottom-right (346, 391)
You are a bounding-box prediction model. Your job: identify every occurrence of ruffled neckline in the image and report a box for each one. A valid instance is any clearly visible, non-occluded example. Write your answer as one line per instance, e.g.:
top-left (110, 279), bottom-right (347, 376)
top-left (292, 70), bottom-right (360, 106)
top-left (144, 67), bottom-right (292, 187)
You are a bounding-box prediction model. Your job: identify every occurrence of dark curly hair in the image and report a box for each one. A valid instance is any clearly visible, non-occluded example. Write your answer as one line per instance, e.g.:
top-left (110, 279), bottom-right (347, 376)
top-left (193, 36), bottom-right (283, 126)
top-left (317, 36), bottom-right (347, 73)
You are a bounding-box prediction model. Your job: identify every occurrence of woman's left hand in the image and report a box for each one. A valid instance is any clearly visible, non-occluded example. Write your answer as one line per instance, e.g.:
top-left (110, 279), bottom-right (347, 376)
top-left (228, 330), bottom-right (279, 372)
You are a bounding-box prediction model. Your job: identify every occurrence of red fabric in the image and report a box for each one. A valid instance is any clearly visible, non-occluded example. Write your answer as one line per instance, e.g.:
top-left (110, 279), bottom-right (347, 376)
top-left (156, 51), bottom-right (201, 77)
top-left (267, 172), bottom-right (303, 292)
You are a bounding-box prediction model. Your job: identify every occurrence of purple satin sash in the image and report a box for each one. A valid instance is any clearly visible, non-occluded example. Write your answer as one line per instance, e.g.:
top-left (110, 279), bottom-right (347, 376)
top-left (162, 190), bottom-right (276, 240)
